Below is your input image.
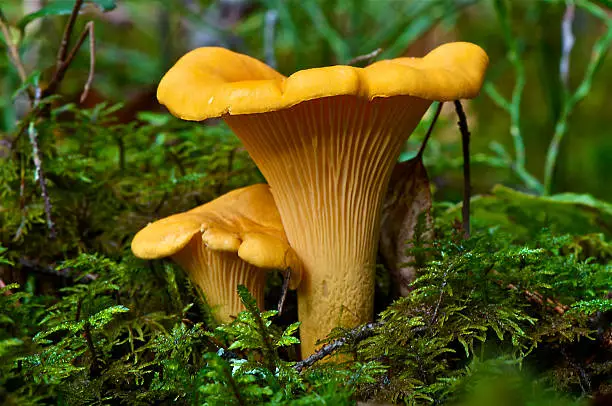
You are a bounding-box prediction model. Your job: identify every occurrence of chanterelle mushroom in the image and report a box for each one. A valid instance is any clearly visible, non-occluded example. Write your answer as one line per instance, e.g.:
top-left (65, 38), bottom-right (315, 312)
top-left (131, 184), bottom-right (302, 322)
top-left (157, 42), bottom-right (489, 355)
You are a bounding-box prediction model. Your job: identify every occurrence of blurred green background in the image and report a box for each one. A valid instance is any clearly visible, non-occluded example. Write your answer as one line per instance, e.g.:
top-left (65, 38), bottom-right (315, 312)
top-left (1, 0), bottom-right (611, 201)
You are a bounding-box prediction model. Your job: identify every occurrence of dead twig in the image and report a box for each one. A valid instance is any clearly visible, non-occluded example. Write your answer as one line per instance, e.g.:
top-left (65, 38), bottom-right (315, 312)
top-left (277, 268), bottom-right (291, 315)
top-left (55, 0), bottom-right (84, 69)
top-left (28, 87), bottom-right (56, 238)
top-left (8, 101), bottom-right (47, 149)
top-left (294, 322), bottom-right (381, 372)
top-left (454, 100), bottom-right (471, 239)
top-left (346, 48), bottom-right (383, 66)
top-left (79, 21), bottom-right (95, 103)
top-left (44, 18), bottom-right (94, 97)
top-left (417, 102), bottom-right (444, 159)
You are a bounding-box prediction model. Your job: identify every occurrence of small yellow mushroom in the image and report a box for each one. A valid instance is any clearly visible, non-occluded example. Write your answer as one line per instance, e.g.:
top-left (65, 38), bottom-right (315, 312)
top-left (131, 184), bottom-right (302, 322)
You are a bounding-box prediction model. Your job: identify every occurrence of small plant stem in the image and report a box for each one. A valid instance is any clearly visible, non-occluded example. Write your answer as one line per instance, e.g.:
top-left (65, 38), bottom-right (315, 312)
top-left (29, 88), bottom-right (56, 238)
top-left (263, 9), bottom-right (278, 68)
top-left (75, 297), bottom-right (101, 377)
top-left (252, 305), bottom-right (277, 372)
top-left (0, 10), bottom-right (28, 83)
top-left (116, 134), bottom-right (125, 171)
top-left (454, 100), bottom-right (471, 238)
top-left (55, 0), bottom-right (83, 68)
top-left (543, 2), bottom-right (612, 194)
top-left (416, 102), bottom-right (443, 159)
top-left (346, 47), bottom-right (383, 66)
top-left (495, 0), bottom-right (526, 170)
top-left (559, 1), bottom-right (576, 88)
top-left (80, 21), bottom-right (95, 103)
top-left (277, 268), bottom-right (291, 315)
top-left (45, 20), bottom-right (94, 97)
top-left (84, 323), bottom-right (101, 376)
top-left (12, 158), bottom-right (26, 241)
top-left (222, 362), bottom-right (245, 406)
top-left (486, 0), bottom-right (542, 193)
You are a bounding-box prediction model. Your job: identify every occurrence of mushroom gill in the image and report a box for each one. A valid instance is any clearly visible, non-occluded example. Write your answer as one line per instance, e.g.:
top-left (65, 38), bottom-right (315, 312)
top-left (131, 184), bottom-right (302, 322)
top-left (157, 42), bottom-right (489, 355)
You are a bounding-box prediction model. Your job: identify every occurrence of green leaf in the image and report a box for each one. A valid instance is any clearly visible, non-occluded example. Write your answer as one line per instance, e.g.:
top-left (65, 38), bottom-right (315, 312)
top-left (17, 0), bottom-right (116, 32)
top-left (441, 185), bottom-right (612, 239)
top-left (380, 156), bottom-right (433, 295)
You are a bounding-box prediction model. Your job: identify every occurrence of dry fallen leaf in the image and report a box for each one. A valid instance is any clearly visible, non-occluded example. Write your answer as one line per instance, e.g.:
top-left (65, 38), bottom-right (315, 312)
top-left (380, 156), bottom-right (433, 296)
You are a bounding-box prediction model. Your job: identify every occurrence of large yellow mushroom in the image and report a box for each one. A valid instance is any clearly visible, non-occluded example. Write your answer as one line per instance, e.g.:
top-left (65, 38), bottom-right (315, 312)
top-left (131, 184), bottom-right (302, 322)
top-left (157, 43), bottom-right (489, 355)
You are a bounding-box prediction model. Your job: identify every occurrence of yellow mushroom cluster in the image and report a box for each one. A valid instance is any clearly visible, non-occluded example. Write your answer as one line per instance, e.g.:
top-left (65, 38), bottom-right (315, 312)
top-left (133, 43), bottom-right (489, 357)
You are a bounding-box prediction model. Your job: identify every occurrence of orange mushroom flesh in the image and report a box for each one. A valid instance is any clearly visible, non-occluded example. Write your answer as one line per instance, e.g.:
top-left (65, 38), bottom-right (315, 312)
top-left (131, 184), bottom-right (302, 322)
top-left (157, 42), bottom-right (489, 355)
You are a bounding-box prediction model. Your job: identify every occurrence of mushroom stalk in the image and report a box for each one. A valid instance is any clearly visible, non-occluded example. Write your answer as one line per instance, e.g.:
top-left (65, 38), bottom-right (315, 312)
top-left (226, 95), bottom-right (431, 355)
top-left (173, 237), bottom-right (267, 322)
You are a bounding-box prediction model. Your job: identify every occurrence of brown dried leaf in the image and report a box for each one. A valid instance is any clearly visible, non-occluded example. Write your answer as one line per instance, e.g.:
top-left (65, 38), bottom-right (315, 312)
top-left (379, 156), bottom-right (433, 296)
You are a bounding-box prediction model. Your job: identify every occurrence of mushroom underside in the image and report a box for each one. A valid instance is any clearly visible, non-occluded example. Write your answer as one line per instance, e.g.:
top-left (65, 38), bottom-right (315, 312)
top-left (225, 94), bottom-right (432, 355)
top-left (173, 236), bottom-right (268, 322)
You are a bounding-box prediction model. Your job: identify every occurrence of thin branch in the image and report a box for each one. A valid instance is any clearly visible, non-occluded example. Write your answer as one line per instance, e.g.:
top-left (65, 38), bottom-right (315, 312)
top-left (0, 9), bottom-right (32, 99)
top-left (560, 1), bottom-right (576, 88)
top-left (8, 101), bottom-right (46, 149)
top-left (294, 322), bottom-right (381, 372)
top-left (12, 158), bottom-right (26, 241)
top-left (0, 12), bottom-right (27, 82)
top-left (55, 0), bottom-right (84, 68)
top-left (277, 268), bottom-right (291, 315)
top-left (84, 322), bottom-right (102, 377)
top-left (416, 102), bottom-right (444, 159)
top-left (346, 48), bottom-right (382, 66)
top-left (222, 360), bottom-right (245, 406)
top-left (79, 21), bottom-right (95, 103)
top-left (116, 133), bottom-right (125, 171)
top-left (454, 100), bottom-right (471, 239)
top-left (544, 2), bottom-right (612, 194)
top-left (487, 0), bottom-right (543, 194)
top-left (28, 87), bottom-right (56, 238)
top-left (44, 21), bottom-right (93, 97)
top-left (263, 9), bottom-right (278, 68)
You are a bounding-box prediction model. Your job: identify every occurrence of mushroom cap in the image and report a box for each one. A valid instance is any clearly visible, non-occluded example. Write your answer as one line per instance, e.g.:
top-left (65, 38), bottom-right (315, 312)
top-left (131, 184), bottom-right (302, 288)
top-left (157, 42), bottom-right (489, 121)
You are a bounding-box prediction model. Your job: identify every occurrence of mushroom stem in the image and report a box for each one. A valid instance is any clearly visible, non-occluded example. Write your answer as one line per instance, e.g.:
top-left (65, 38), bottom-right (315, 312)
top-left (173, 237), bottom-right (267, 322)
top-left (226, 95), bottom-right (432, 355)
